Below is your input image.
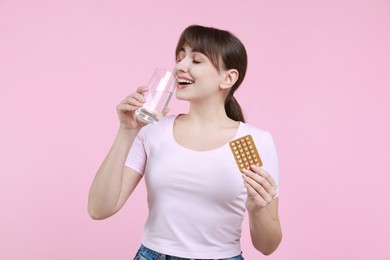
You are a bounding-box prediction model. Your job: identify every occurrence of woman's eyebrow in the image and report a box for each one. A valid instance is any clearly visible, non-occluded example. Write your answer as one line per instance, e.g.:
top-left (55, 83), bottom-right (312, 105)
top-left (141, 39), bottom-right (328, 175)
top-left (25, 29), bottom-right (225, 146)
top-left (179, 47), bottom-right (202, 54)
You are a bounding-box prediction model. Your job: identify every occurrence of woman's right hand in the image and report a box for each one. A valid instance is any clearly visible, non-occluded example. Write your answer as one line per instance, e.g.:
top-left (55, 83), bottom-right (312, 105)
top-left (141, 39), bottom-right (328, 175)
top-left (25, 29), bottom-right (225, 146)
top-left (116, 86), bottom-right (148, 130)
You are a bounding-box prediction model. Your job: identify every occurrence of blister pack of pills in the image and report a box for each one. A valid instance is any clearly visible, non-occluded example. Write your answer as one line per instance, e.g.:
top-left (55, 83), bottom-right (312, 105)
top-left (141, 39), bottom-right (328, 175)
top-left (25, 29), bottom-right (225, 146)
top-left (229, 135), bottom-right (263, 173)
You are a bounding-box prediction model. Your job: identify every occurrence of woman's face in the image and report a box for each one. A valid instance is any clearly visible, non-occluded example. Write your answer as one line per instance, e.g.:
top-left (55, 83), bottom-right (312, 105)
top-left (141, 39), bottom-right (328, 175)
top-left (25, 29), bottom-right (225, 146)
top-left (174, 44), bottom-right (226, 102)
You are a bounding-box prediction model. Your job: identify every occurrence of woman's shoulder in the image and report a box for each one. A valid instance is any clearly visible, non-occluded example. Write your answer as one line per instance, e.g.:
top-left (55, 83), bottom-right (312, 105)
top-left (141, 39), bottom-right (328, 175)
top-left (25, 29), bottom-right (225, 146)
top-left (240, 121), bottom-right (270, 135)
top-left (140, 114), bottom-right (176, 134)
top-left (239, 121), bottom-right (275, 143)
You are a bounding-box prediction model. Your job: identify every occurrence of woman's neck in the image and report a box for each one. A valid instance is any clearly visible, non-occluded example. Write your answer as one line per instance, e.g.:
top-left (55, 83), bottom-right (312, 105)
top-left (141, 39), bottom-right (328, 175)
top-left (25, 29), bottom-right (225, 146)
top-left (182, 99), bottom-right (235, 127)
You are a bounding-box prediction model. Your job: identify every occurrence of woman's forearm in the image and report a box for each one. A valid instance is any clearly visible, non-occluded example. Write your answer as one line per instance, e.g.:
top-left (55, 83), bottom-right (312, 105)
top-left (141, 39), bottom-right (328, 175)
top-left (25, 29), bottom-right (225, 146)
top-left (87, 127), bottom-right (139, 219)
top-left (248, 205), bottom-right (282, 255)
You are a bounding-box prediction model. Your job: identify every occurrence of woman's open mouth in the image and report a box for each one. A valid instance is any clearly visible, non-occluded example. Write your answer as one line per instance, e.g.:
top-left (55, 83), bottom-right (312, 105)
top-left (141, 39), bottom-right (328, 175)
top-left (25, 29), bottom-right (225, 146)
top-left (177, 78), bottom-right (195, 89)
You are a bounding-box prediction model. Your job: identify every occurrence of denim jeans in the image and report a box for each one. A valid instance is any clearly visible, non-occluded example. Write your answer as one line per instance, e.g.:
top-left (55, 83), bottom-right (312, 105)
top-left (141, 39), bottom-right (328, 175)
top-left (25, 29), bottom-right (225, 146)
top-left (133, 244), bottom-right (244, 260)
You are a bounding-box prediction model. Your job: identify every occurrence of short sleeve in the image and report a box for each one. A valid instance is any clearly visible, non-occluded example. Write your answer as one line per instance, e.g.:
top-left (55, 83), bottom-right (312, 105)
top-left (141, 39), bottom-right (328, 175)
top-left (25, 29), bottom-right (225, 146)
top-left (125, 129), bottom-right (147, 175)
top-left (258, 131), bottom-right (280, 198)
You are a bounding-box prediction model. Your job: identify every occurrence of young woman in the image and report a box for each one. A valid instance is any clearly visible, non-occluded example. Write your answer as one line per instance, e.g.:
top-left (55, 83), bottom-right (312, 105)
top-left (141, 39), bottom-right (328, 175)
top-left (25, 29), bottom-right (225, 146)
top-left (88, 25), bottom-right (282, 260)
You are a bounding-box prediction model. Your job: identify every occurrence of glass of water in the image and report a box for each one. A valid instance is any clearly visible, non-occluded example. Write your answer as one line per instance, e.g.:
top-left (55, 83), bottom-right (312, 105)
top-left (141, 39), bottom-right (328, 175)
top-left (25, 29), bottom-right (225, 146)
top-left (135, 68), bottom-right (177, 124)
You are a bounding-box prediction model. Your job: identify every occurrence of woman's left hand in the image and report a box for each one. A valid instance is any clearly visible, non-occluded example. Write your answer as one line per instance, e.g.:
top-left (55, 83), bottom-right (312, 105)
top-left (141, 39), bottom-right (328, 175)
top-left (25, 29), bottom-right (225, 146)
top-left (242, 165), bottom-right (277, 213)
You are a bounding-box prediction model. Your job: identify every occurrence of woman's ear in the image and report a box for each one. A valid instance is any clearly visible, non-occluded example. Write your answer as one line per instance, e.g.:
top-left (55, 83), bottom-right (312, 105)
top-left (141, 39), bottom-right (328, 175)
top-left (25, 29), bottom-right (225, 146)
top-left (220, 69), bottom-right (239, 90)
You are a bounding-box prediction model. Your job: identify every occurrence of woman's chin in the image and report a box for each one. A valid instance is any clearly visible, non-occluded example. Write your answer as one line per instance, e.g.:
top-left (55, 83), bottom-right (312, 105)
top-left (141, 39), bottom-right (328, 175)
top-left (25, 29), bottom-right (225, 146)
top-left (175, 92), bottom-right (190, 100)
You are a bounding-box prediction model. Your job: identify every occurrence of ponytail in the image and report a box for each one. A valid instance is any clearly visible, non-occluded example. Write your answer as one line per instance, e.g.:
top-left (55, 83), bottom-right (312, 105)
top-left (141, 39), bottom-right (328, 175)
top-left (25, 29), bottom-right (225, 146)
top-left (225, 95), bottom-right (245, 123)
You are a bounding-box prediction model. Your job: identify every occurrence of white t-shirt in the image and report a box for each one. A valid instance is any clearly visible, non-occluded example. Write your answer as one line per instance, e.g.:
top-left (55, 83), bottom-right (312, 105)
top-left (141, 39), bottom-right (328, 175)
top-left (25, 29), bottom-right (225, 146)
top-left (125, 115), bottom-right (279, 259)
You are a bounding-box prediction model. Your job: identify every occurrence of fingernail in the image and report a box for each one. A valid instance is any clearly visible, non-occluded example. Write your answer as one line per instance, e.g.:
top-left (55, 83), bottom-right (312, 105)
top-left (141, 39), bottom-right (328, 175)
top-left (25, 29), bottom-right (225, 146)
top-left (251, 165), bottom-right (259, 170)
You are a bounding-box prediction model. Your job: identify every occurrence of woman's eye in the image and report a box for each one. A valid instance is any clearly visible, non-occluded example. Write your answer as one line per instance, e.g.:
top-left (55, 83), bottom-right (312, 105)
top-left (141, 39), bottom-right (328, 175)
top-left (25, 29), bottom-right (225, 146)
top-left (193, 60), bottom-right (201, 64)
top-left (176, 54), bottom-right (184, 63)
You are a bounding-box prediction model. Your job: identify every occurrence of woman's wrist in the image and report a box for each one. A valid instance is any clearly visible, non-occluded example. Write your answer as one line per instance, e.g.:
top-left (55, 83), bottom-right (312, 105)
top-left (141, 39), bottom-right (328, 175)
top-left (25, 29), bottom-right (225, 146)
top-left (118, 125), bottom-right (140, 134)
top-left (248, 205), bottom-right (267, 218)
top-left (118, 121), bottom-right (142, 130)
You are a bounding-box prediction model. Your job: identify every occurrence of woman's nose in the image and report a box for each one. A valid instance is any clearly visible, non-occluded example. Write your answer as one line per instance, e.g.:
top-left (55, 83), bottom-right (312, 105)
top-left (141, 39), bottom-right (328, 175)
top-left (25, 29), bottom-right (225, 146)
top-left (175, 58), bottom-right (189, 72)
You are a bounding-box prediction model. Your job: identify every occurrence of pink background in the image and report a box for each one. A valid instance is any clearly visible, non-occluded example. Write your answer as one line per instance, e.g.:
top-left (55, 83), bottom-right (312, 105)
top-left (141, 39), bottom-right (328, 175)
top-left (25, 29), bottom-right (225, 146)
top-left (1, 0), bottom-right (389, 259)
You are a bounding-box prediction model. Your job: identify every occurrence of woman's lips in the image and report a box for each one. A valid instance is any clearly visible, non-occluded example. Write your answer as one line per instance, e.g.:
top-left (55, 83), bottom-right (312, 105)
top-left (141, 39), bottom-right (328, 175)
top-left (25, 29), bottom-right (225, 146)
top-left (177, 83), bottom-right (193, 89)
top-left (176, 77), bottom-right (195, 89)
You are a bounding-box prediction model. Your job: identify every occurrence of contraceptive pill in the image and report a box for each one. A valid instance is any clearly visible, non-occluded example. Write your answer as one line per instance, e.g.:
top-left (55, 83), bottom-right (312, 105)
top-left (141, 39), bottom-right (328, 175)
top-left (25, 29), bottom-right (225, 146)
top-left (229, 135), bottom-right (262, 173)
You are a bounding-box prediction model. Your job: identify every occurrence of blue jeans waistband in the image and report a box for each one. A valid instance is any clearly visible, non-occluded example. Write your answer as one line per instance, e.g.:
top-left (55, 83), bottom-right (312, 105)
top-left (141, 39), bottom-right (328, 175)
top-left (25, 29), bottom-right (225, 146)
top-left (133, 244), bottom-right (244, 260)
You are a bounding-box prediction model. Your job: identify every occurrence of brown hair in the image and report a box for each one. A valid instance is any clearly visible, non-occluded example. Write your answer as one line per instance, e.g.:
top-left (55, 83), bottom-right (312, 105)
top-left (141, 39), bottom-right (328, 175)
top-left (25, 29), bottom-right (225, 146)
top-left (175, 25), bottom-right (247, 122)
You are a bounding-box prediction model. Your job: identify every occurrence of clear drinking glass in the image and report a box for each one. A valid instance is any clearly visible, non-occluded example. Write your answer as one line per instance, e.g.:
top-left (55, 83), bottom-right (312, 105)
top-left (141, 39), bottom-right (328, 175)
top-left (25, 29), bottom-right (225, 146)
top-left (135, 68), bottom-right (177, 124)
